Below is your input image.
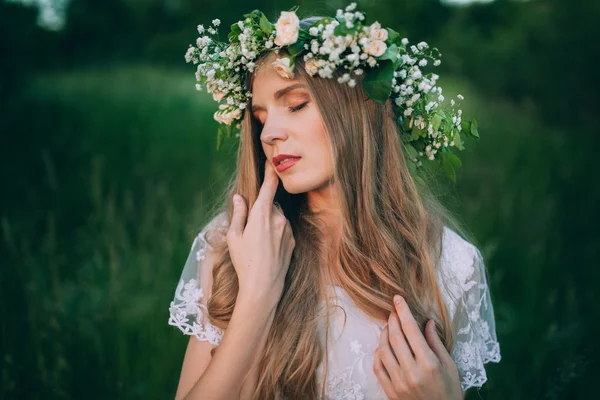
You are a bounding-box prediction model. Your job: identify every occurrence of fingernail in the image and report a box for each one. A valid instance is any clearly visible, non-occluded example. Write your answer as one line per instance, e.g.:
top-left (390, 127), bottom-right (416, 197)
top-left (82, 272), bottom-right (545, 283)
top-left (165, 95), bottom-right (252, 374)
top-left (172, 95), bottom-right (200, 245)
top-left (393, 295), bottom-right (401, 305)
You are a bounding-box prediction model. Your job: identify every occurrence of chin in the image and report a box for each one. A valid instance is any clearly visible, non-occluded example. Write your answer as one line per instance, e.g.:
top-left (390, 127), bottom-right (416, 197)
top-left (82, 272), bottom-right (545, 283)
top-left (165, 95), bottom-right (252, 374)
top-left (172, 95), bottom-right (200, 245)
top-left (280, 174), bottom-right (330, 194)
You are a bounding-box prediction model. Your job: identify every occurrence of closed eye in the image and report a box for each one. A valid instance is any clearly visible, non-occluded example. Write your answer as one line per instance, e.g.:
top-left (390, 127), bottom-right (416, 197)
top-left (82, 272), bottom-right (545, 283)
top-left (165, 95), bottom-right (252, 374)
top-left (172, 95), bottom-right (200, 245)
top-left (288, 102), bottom-right (308, 113)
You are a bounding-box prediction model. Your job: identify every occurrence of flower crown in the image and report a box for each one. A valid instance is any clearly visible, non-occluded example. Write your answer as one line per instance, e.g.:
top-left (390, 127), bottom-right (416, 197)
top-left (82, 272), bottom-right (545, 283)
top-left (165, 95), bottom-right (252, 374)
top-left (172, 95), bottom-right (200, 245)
top-left (185, 2), bottom-right (480, 182)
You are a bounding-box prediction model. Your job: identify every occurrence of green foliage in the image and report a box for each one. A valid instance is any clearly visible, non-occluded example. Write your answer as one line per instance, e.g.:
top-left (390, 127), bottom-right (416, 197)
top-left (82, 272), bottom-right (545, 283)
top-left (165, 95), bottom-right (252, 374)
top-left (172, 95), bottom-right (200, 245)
top-left (362, 60), bottom-right (397, 104)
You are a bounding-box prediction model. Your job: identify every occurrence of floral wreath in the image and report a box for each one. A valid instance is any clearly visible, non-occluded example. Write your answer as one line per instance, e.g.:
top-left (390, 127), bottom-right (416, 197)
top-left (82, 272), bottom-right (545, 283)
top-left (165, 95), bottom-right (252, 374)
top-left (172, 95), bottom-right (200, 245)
top-left (185, 2), bottom-right (480, 181)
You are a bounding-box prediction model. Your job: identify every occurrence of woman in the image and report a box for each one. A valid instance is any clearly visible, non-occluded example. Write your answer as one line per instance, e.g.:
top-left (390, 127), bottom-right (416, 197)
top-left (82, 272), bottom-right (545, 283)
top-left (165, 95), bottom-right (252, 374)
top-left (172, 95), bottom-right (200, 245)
top-left (168, 4), bottom-right (500, 399)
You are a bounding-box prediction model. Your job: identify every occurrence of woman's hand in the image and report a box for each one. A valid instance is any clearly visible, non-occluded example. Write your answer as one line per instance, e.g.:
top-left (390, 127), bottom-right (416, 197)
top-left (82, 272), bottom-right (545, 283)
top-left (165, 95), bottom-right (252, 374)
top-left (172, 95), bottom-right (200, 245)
top-left (226, 161), bottom-right (296, 302)
top-left (373, 295), bottom-right (463, 400)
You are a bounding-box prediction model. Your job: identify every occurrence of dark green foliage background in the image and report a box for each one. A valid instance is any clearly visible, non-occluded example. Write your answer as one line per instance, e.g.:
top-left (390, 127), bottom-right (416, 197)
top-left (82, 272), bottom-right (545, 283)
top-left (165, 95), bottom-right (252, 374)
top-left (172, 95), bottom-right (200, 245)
top-left (1, 0), bottom-right (598, 398)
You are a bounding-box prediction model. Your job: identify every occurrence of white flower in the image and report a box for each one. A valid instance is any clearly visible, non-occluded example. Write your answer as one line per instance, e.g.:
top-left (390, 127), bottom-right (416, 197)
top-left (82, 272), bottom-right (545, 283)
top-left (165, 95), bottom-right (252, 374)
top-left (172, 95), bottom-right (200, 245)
top-left (212, 19), bottom-right (221, 26)
top-left (419, 59), bottom-right (428, 67)
top-left (348, 79), bottom-right (356, 87)
top-left (197, 24), bottom-right (204, 34)
top-left (369, 22), bottom-right (388, 41)
top-left (265, 40), bottom-right (274, 49)
top-left (212, 92), bottom-right (226, 102)
top-left (206, 69), bottom-right (216, 79)
top-left (214, 108), bottom-right (242, 125)
top-left (401, 38), bottom-right (409, 45)
top-left (185, 47), bottom-right (195, 63)
top-left (274, 11), bottom-right (300, 46)
top-left (350, 340), bottom-right (363, 355)
top-left (272, 57), bottom-right (295, 79)
top-left (309, 27), bottom-right (319, 36)
top-left (457, 94), bottom-right (464, 100)
top-left (433, 59), bottom-right (441, 66)
top-left (366, 40), bottom-right (387, 57)
top-left (304, 59), bottom-right (319, 75)
top-left (195, 84), bottom-right (202, 91)
top-left (404, 107), bottom-right (413, 116)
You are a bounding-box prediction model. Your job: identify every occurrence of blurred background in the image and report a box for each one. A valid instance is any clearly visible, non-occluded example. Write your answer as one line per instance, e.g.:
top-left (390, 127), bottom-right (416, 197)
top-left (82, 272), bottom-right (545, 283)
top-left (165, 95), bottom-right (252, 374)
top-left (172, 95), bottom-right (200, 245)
top-left (1, 0), bottom-right (599, 398)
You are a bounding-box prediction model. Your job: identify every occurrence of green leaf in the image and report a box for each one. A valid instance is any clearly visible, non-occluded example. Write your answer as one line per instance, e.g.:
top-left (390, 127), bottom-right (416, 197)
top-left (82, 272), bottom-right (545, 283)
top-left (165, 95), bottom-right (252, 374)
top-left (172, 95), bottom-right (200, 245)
top-left (441, 151), bottom-right (462, 183)
top-left (334, 23), bottom-right (351, 36)
top-left (460, 120), bottom-right (470, 137)
top-left (259, 12), bottom-right (273, 35)
top-left (387, 28), bottom-right (400, 45)
top-left (454, 130), bottom-right (464, 150)
top-left (309, 17), bottom-right (333, 30)
top-left (243, 10), bottom-right (261, 19)
top-left (362, 61), bottom-right (396, 104)
top-left (471, 119), bottom-right (480, 138)
top-left (379, 44), bottom-right (399, 62)
top-left (228, 23), bottom-right (241, 43)
top-left (288, 40), bottom-right (305, 56)
top-left (431, 114), bottom-right (443, 131)
top-left (405, 144), bottom-right (418, 160)
top-left (407, 158), bottom-right (417, 175)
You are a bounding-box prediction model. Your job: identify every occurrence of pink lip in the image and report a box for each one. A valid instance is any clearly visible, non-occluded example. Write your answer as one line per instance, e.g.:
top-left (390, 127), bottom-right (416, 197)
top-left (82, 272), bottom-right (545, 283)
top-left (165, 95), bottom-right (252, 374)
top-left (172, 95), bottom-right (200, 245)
top-left (275, 157), bottom-right (301, 173)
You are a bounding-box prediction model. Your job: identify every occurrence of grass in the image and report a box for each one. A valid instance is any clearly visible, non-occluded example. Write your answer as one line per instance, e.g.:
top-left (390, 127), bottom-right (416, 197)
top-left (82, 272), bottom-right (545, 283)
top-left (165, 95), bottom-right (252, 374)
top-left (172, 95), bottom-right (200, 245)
top-left (1, 64), bottom-right (597, 399)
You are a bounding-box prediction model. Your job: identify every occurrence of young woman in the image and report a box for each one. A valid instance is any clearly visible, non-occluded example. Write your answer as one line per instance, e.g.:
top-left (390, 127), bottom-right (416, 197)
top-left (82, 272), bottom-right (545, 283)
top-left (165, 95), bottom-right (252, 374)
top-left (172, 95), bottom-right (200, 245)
top-left (168, 4), bottom-right (501, 399)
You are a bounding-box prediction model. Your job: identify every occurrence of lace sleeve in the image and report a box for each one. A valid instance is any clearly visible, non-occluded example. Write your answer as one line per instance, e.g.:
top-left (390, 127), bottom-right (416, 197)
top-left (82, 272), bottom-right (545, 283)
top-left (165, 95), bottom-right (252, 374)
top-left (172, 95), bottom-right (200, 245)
top-left (438, 227), bottom-right (502, 393)
top-left (168, 213), bottom-right (227, 346)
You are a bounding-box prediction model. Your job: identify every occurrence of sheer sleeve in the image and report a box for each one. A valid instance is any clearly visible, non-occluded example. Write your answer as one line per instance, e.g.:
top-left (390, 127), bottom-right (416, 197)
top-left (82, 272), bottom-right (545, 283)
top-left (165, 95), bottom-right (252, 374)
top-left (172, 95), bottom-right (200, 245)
top-left (168, 213), bottom-right (228, 346)
top-left (437, 227), bottom-right (502, 393)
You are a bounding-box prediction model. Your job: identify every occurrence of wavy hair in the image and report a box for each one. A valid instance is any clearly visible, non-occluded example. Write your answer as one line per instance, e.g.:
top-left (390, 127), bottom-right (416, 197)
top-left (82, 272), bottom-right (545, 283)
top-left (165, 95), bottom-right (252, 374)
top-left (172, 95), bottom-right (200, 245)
top-left (201, 17), bottom-right (468, 400)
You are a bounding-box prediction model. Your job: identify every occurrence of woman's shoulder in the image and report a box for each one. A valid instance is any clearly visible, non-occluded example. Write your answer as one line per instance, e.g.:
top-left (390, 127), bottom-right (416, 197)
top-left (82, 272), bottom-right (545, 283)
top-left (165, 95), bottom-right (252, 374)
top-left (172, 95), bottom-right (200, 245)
top-left (194, 212), bottom-right (229, 248)
top-left (437, 226), bottom-right (485, 303)
top-left (440, 226), bottom-right (481, 279)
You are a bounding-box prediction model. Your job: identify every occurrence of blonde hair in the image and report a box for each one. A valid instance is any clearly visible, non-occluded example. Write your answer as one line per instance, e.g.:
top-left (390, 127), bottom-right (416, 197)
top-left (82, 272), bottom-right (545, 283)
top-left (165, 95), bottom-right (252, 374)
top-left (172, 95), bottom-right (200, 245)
top-left (201, 17), bottom-right (469, 400)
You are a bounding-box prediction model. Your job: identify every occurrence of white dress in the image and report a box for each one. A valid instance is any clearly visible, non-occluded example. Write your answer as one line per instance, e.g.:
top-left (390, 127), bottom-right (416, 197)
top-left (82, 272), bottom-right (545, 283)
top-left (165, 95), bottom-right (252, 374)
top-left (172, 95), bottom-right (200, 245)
top-left (168, 215), bottom-right (501, 399)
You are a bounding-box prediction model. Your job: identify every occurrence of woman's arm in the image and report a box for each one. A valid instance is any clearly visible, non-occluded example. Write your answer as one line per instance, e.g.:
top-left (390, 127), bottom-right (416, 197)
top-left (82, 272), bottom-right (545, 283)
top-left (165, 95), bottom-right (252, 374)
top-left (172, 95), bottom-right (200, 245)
top-left (177, 289), bottom-right (279, 400)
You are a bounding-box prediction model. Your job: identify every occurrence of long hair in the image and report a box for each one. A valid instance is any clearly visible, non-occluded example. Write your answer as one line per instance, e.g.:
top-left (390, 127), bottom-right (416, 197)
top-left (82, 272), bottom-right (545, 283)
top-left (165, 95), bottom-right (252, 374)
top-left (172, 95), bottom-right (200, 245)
top-left (202, 17), bottom-right (468, 400)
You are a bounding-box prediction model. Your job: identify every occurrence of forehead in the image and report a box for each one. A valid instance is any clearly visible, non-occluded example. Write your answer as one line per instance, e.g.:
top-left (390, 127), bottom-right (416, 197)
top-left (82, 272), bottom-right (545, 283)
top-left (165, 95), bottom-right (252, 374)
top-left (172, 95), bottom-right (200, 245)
top-left (251, 53), bottom-right (305, 96)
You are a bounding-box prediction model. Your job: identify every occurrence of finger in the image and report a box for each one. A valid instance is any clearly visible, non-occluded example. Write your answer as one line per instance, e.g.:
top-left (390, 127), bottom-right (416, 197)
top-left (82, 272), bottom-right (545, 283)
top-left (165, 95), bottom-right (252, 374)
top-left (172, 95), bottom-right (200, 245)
top-left (272, 201), bottom-right (284, 216)
top-left (387, 312), bottom-right (416, 368)
top-left (425, 319), bottom-right (455, 370)
top-left (373, 348), bottom-right (396, 400)
top-left (229, 194), bottom-right (248, 238)
top-left (255, 161), bottom-right (279, 208)
top-left (393, 295), bottom-right (435, 361)
top-left (378, 325), bottom-right (403, 383)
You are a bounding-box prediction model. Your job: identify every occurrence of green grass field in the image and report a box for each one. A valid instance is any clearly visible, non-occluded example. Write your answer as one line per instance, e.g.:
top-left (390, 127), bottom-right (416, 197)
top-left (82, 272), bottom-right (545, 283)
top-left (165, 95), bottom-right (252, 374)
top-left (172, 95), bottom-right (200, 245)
top-left (1, 65), bottom-right (597, 399)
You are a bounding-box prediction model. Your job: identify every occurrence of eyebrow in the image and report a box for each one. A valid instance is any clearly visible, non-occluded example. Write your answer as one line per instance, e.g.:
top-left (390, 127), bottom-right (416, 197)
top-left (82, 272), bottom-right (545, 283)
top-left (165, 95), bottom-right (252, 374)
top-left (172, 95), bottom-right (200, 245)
top-left (251, 83), bottom-right (308, 113)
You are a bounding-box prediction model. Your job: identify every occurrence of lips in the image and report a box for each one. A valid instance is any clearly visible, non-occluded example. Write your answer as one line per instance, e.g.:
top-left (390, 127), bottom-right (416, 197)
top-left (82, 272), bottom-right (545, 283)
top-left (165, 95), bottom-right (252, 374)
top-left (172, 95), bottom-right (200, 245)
top-left (273, 153), bottom-right (300, 165)
top-left (272, 153), bottom-right (301, 173)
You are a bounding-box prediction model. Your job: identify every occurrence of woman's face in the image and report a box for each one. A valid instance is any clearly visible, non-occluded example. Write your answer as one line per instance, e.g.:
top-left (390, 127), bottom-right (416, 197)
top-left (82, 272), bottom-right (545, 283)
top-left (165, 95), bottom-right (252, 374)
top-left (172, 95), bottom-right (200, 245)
top-left (251, 55), bottom-right (333, 195)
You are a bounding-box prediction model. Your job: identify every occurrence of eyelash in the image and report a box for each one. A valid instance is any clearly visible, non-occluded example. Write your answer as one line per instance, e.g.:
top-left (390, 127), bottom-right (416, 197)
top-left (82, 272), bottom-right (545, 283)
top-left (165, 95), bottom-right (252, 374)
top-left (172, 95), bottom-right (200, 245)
top-left (255, 102), bottom-right (308, 125)
top-left (288, 102), bottom-right (308, 113)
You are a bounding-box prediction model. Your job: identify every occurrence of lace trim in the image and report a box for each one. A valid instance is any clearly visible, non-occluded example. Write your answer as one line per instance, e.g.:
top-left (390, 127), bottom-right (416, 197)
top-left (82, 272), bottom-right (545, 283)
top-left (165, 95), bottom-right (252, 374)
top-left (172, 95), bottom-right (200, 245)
top-left (325, 366), bottom-right (365, 400)
top-left (168, 277), bottom-right (224, 346)
top-left (440, 227), bottom-right (502, 392)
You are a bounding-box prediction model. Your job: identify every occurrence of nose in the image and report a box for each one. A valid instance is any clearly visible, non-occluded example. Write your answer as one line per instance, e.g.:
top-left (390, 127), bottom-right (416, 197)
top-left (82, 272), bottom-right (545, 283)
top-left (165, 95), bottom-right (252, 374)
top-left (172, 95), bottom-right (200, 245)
top-left (260, 114), bottom-right (289, 145)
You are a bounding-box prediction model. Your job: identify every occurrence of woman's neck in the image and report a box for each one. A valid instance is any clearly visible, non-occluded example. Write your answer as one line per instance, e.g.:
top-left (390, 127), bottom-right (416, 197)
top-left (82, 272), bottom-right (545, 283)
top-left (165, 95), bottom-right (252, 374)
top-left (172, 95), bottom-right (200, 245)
top-left (306, 182), bottom-right (342, 243)
top-left (307, 183), bottom-right (343, 286)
